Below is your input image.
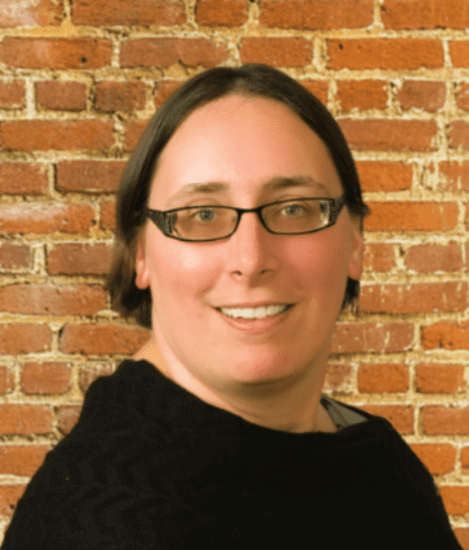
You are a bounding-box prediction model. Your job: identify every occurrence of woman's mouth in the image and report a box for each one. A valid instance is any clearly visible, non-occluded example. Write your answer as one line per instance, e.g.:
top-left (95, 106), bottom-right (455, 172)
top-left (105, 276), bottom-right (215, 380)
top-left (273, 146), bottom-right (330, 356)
top-left (217, 304), bottom-right (293, 319)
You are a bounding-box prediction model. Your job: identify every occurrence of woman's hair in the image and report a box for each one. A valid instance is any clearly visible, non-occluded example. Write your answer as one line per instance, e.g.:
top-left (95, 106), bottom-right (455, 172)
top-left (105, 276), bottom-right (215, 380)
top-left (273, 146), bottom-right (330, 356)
top-left (107, 64), bottom-right (370, 329)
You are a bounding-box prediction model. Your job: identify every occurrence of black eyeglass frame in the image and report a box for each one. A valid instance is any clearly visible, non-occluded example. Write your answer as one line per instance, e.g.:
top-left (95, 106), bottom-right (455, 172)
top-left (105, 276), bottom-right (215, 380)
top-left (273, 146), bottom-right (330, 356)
top-left (144, 195), bottom-right (346, 242)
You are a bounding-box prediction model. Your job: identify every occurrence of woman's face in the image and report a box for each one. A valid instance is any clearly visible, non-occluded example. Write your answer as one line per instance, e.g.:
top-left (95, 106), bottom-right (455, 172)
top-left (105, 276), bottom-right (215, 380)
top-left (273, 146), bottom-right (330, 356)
top-left (135, 94), bottom-right (363, 393)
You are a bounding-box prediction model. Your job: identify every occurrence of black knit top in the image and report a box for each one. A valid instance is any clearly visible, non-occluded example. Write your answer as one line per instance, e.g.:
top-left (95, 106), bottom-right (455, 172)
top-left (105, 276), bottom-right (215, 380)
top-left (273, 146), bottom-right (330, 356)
top-left (2, 359), bottom-right (462, 549)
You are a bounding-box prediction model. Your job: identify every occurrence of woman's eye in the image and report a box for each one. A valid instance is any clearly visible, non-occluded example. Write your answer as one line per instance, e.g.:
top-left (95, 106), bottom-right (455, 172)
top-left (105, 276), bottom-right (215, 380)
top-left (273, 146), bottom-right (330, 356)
top-left (193, 208), bottom-right (216, 222)
top-left (282, 203), bottom-right (306, 216)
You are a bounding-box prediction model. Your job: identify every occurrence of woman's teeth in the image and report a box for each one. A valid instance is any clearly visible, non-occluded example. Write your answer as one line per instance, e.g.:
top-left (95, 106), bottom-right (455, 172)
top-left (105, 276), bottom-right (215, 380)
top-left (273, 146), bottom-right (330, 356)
top-left (219, 304), bottom-right (291, 319)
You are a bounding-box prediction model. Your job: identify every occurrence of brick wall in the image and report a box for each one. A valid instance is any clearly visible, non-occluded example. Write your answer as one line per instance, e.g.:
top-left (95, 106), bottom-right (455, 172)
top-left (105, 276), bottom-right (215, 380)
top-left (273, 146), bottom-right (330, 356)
top-left (0, 0), bottom-right (468, 545)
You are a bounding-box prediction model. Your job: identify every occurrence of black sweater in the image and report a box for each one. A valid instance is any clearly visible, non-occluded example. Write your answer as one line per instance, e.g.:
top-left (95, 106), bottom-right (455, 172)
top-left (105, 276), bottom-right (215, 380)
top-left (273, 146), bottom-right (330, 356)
top-left (2, 359), bottom-right (463, 549)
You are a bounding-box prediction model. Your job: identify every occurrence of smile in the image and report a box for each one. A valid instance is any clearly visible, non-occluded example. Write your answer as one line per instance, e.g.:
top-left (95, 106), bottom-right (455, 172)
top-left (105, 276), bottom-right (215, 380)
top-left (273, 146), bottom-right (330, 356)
top-left (217, 304), bottom-right (293, 319)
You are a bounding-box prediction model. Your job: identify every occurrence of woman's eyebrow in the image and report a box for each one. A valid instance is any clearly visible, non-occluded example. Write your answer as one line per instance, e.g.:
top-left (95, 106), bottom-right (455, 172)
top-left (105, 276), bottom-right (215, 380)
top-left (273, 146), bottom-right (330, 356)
top-left (165, 176), bottom-right (330, 207)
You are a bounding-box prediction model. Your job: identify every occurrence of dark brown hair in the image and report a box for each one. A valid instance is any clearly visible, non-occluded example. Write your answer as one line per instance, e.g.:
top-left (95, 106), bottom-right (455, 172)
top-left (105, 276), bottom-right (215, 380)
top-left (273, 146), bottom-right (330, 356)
top-left (107, 64), bottom-right (370, 329)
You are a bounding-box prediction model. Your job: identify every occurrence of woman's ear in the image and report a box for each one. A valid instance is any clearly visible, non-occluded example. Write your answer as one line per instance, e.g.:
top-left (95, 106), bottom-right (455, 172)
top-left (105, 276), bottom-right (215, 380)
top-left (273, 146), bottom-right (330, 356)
top-left (347, 220), bottom-right (364, 281)
top-left (135, 231), bottom-right (150, 290)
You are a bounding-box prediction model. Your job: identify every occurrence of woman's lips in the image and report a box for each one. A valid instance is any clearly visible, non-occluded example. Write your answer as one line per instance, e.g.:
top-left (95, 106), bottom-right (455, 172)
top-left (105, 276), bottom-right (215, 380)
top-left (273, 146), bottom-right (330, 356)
top-left (214, 304), bottom-right (294, 333)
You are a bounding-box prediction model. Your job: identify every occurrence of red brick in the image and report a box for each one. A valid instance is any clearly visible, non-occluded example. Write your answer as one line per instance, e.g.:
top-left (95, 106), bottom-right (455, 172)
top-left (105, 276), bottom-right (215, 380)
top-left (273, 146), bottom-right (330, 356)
top-left (57, 405), bottom-right (81, 435)
top-left (416, 363), bottom-right (465, 394)
top-left (60, 323), bottom-right (150, 355)
top-left (120, 38), bottom-right (228, 68)
top-left (0, 243), bottom-right (31, 271)
top-left (363, 243), bottom-right (395, 272)
top-left (422, 321), bottom-right (469, 350)
top-left (36, 81), bottom-right (87, 111)
top-left (405, 242), bottom-right (463, 273)
top-left (454, 528), bottom-right (469, 548)
top-left (0, 324), bottom-right (52, 354)
top-left (456, 83), bottom-right (469, 111)
top-left (0, 284), bottom-right (107, 316)
top-left (381, 0), bottom-right (469, 30)
top-left (397, 81), bottom-right (446, 112)
top-left (438, 161), bottom-right (469, 191)
top-left (364, 201), bottom-right (458, 232)
top-left (79, 362), bottom-right (116, 392)
top-left (47, 243), bottom-right (112, 275)
top-left (0, 405), bottom-right (52, 435)
top-left (327, 39), bottom-right (443, 70)
top-left (259, 0), bottom-right (373, 29)
top-left (337, 80), bottom-right (387, 111)
top-left (0, 0), bottom-right (63, 27)
top-left (467, 205), bottom-right (469, 231)
top-left (95, 80), bottom-right (146, 113)
top-left (0, 37), bottom-right (112, 69)
top-left (356, 161), bottom-right (412, 192)
top-left (0, 445), bottom-right (50, 476)
top-left (0, 366), bottom-right (14, 394)
top-left (72, 0), bottom-right (185, 26)
top-left (358, 404), bottom-right (415, 434)
top-left (100, 200), bottom-right (116, 231)
top-left (331, 322), bottom-right (413, 354)
top-left (0, 80), bottom-right (25, 109)
top-left (154, 80), bottom-right (184, 108)
top-left (439, 486), bottom-right (469, 516)
top-left (449, 41), bottom-right (469, 68)
top-left (0, 202), bottom-right (95, 235)
top-left (323, 362), bottom-right (352, 392)
top-left (0, 485), bottom-right (26, 516)
top-left (196, 0), bottom-right (248, 26)
top-left (21, 362), bottom-right (71, 395)
top-left (449, 121), bottom-right (469, 150)
top-left (358, 363), bottom-right (408, 393)
top-left (360, 282), bottom-right (466, 314)
top-left (412, 443), bottom-right (458, 476)
top-left (56, 160), bottom-right (126, 193)
top-left (0, 162), bottom-right (48, 195)
top-left (123, 119), bottom-right (149, 152)
top-left (299, 80), bottom-right (328, 105)
top-left (0, 120), bottom-right (115, 152)
top-left (423, 406), bottom-right (469, 437)
top-left (339, 119), bottom-right (438, 151)
top-left (240, 37), bottom-right (312, 67)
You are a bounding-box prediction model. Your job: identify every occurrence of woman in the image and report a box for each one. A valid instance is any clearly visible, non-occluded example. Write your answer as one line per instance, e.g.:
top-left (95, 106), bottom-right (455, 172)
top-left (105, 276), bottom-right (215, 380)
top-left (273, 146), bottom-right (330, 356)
top-left (2, 64), bottom-right (462, 549)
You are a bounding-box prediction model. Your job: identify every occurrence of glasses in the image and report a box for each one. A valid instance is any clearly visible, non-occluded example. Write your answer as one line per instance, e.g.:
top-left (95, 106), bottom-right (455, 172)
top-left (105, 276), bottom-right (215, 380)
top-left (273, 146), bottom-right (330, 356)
top-left (144, 195), bottom-right (346, 242)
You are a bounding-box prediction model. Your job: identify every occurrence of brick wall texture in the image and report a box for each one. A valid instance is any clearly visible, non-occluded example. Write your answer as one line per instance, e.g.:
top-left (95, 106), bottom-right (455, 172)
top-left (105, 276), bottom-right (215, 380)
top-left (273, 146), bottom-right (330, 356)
top-left (0, 0), bottom-right (468, 545)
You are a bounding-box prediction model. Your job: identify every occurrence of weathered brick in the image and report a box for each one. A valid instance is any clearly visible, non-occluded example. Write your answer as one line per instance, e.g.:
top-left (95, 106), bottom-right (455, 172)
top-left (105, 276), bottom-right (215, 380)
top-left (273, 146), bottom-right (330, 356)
top-left (123, 119), bottom-right (149, 152)
top-left (438, 161), bottom-right (469, 191)
top-left (0, 366), bottom-right (14, 394)
top-left (0, 202), bottom-right (95, 235)
top-left (60, 323), bottom-right (150, 355)
top-left (47, 243), bottom-right (112, 275)
top-left (79, 362), bottom-right (116, 392)
top-left (363, 243), bottom-right (395, 272)
top-left (0, 284), bottom-right (107, 315)
top-left (356, 161), bottom-right (412, 192)
top-left (337, 80), bottom-right (387, 111)
top-left (438, 486), bottom-right (469, 516)
top-left (120, 38), bottom-right (228, 68)
top-left (422, 321), bottom-right (469, 350)
top-left (36, 81), bottom-right (87, 111)
top-left (357, 363), bottom-right (408, 393)
top-left (95, 80), bottom-right (146, 112)
top-left (416, 364), bottom-right (465, 394)
top-left (360, 282), bottom-right (467, 315)
top-left (0, 120), bottom-right (115, 151)
top-left (331, 322), bottom-right (413, 354)
top-left (154, 80), bottom-right (184, 108)
top-left (339, 119), bottom-right (438, 151)
top-left (456, 83), bottom-right (469, 111)
top-left (410, 443), bottom-right (457, 475)
top-left (381, 0), bottom-right (469, 30)
top-left (299, 80), bottom-right (328, 105)
top-left (0, 0), bottom-right (63, 27)
top-left (356, 404), bottom-right (415, 434)
top-left (56, 160), bottom-right (126, 193)
top-left (240, 37), bottom-right (312, 67)
top-left (259, 0), bottom-right (373, 29)
top-left (397, 81), bottom-right (446, 112)
top-left (0, 405), bottom-right (52, 435)
top-left (57, 405), bottom-right (82, 435)
top-left (423, 406), bottom-right (469, 437)
top-left (72, 0), bottom-right (186, 26)
top-left (449, 41), bottom-right (469, 68)
top-left (0, 324), bottom-right (52, 354)
top-left (405, 242), bottom-right (463, 273)
top-left (100, 200), bottom-right (116, 231)
top-left (0, 162), bottom-right (48, 195)
top-left (0, 445), bottom-right (50, 476)
top-left (0, 80), bottom-right (25, 109)
top-left (0, 485), bottom-right (25, 516)
top-left (364, 201), bottom-right (458, 231)
top-left (0, 243), bottom-right (31, 271)
top-left (449, 121), bottom-right (469, 150)
top-left (0, 37), bottom-right (112, 69)
top-left (196, 0), bottom-right (248, 27)
top-left (323, 362), bottom-right (352, 391)
top-left (21, 362), bottom-right (71, 394)
top-left (327, 39), bottom-right (443, 70)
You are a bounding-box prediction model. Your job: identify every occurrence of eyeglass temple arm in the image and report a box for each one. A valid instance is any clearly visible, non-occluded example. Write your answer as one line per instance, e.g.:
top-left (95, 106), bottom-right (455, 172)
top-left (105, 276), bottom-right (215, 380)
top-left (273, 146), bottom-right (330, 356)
top-left (329, 195), bottom-right (346, 223)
